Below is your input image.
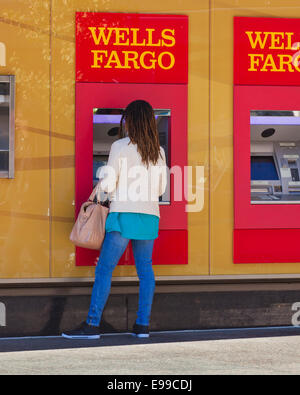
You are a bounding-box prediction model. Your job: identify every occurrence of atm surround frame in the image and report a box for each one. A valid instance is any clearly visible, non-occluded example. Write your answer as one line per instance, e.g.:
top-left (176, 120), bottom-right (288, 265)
top-left (75, 82), bottom-right (188, 267)
top-left (234, 85), bottom-right (300, 263)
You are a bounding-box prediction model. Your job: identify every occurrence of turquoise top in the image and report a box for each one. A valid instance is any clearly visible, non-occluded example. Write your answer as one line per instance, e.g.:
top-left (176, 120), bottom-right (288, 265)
top-left (105, 212), bottom-right (159, 240)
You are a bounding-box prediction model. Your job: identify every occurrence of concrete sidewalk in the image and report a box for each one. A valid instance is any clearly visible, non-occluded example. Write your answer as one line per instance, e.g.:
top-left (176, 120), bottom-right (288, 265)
top-left (0, 326), bottom-right (300, 375)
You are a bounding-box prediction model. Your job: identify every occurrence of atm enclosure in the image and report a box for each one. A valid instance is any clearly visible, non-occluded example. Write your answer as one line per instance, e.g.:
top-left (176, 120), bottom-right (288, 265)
top-left (75, 83), bottom-right (188, 267)
top-left (234, 86), bottom-right (300, 263)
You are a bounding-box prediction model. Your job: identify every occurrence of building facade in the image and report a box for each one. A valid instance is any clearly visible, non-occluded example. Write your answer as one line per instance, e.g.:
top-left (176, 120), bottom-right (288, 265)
top-left (1, 0), bottom-right (300, 336)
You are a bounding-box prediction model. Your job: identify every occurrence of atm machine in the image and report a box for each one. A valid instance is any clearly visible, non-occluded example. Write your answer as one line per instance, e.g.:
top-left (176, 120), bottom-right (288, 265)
top-left (251, 111), bottom-right (300, 204)
top-left (0, 75), bottom-right (14, 179)
top-left (234, 85), bottom-right (300, 263)
top-left (92, 108), bottom-right (170, 204)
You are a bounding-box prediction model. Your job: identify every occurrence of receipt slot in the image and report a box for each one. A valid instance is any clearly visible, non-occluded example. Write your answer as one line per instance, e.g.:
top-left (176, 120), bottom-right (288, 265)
top-left (234, 85), bottom-right (300, 263)
top-left (75, 83), bottom-right (188, 266)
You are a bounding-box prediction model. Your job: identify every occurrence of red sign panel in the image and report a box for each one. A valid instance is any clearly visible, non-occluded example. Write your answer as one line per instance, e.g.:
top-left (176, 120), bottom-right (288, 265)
top-left (76, 12), bottom-right (188, 84)
top-left (234, 16), bottom-right (300, 85)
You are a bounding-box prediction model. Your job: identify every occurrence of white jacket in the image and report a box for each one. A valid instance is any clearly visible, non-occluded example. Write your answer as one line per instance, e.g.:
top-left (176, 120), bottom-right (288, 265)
top-left (98, 137), bottom-right (167, 217)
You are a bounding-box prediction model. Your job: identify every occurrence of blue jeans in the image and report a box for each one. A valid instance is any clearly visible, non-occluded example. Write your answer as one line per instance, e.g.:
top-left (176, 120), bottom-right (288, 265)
top-left (86, 231), bottom-right (155, 327)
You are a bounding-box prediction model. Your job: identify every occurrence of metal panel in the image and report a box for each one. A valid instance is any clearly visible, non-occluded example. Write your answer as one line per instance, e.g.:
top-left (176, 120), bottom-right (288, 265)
top-left (0, 75), bottom-right (15, 179)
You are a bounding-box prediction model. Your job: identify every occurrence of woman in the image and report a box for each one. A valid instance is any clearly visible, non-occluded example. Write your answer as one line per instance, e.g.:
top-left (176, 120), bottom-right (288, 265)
top-left (62, 100), bottom-right (167, 339)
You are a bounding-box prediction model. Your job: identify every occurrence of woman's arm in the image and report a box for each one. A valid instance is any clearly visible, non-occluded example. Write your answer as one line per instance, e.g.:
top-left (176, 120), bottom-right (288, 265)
top-left (96, 141), bottom-right (121, 199)
top-left (158, 148), bottom-right (168, 197)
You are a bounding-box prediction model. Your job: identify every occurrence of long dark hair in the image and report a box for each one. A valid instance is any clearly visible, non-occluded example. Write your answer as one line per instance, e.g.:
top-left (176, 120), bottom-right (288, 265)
top-left (119, 100), bottom-right (161, 166)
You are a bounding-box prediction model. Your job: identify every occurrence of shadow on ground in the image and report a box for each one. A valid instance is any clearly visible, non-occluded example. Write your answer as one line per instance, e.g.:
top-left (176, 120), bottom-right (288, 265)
top-left (0, 326), bottom-right (300, 353)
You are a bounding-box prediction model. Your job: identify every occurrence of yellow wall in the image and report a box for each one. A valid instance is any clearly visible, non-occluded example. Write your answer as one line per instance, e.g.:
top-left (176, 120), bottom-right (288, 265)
top-left (0, 1), bottom-right (50, 278)
top-left (210, 0), bottom-right (300, 275)
top-left (0, 0), bottom-right (300, 280)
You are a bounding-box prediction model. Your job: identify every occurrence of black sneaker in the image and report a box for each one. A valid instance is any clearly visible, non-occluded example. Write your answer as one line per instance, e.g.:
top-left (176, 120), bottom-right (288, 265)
top-left (132, 322), bottom-right (150, 338)
top-left (61, 322), bottom-right (101, 340)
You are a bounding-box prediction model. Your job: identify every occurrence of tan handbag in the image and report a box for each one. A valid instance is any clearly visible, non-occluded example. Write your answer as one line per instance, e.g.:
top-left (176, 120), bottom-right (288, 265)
top-left (70, 186), bottom-right (109, 250)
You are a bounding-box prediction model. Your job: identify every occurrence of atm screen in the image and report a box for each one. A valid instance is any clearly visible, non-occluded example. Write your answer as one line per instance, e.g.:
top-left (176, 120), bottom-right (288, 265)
top-left (251, 156), bottom-right (279, 180)
top-left (93, 108), bottom-right (170, 166)
top-left (93, 108), bottom-right (170, 203)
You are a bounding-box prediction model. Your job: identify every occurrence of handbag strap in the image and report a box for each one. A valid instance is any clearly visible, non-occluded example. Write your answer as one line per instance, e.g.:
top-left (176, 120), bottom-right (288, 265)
top-left (88, 185), bottom-right (100, 203)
